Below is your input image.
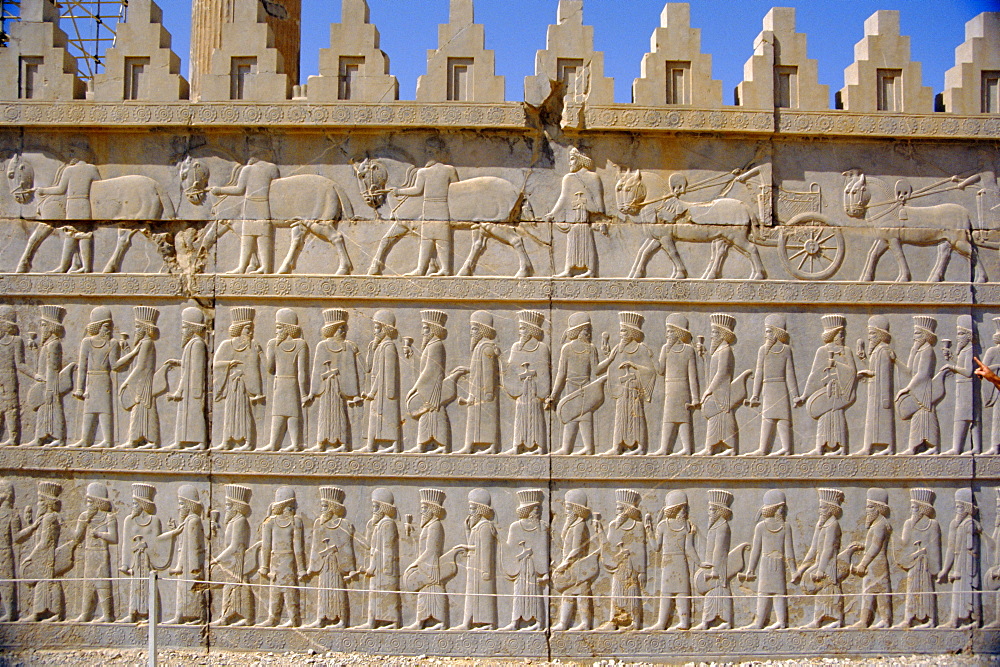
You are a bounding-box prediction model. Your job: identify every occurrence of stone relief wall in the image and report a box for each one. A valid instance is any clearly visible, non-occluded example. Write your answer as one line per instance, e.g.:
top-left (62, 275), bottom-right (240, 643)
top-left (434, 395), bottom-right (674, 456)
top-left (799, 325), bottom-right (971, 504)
top-left (2, 0), bottom-right (1000, 661)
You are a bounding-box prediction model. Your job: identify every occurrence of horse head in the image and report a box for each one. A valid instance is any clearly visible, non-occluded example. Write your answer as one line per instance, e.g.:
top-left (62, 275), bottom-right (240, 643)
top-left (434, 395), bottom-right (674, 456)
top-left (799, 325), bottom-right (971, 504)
top-left (352, 157), bottom-right (389, 210)
top-left (179, 156), bottom-right (209, 206)
top-left (5, 154), bottom-right (34, 205)
top-left (842, 168), bottom-right (870, 219)
top-left (614, 166), bottom-right (646, 217)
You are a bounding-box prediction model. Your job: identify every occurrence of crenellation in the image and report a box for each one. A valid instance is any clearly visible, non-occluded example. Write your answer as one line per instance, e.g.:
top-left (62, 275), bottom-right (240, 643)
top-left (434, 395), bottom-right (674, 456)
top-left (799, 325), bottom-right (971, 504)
top-left (0, 0), bottom-right (85, 101)
top-left (943, 12), bottom-right (1000, 115)
top-left (415, 0), bottom-right (504, 103)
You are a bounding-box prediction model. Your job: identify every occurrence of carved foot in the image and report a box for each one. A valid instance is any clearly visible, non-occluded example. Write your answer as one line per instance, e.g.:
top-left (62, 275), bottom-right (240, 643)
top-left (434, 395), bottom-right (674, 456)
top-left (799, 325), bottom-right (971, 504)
top-left (335, 263), bottom-right (353, 276)
top-left (941, 449), bottom-right (962, 456)
top-left (746, 449), bottom-right (768, 457)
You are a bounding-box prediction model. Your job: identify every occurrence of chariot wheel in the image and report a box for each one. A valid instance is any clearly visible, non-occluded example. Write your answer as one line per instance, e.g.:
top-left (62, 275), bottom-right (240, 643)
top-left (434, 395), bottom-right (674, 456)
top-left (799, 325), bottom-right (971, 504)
top-left (778, 212), bottom-right (845, 280)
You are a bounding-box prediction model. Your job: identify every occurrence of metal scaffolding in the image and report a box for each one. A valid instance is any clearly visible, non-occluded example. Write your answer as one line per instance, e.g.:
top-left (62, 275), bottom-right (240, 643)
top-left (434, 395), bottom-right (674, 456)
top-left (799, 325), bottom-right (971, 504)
top-left (0, 0), bottom-right (18, 46)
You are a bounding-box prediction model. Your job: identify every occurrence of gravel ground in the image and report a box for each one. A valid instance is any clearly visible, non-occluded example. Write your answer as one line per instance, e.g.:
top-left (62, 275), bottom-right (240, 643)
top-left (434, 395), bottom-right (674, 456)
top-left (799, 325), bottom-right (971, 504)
top-left (0, 651), bottom-right (996, 667)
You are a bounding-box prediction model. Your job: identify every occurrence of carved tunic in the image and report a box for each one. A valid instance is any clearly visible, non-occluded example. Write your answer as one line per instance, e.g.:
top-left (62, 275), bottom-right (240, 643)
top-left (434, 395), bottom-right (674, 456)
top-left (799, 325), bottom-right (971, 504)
top-left (38, 160), bottom-right (100, 220)
top-left (747, 518), bottom-right (795, 596)
top-left (659, 342), bottom-right (699, 424)
top-left (119, 338), bottom-right (160, 445)
top-left (506, 339), bottom-right (550, 452)
top-left (858, 516), bottom-right (892, 595)
top-left (558, 516), bottom-right (592, 596)
top-left (506, 520), bottom-right (548, 623)
top-left (901, 343), bottom-right (940, 450)
top-left (225, 159), bottom-right (280, 236)
top-left (604, 517), bottom-right (647, 625)
top-left (261, 513), bottom-right (306, 588)
top-left (0, 334), bottom-right (26, 415)
top-left (213, 338), bottom-right (264, 446)
top-left (654, 518), bottom-right (697, 596)
top-left (800, 516), bottom-right (842, 620)
top-left (801, 343), bottom-right (857, 451)
top-left (365, 515), bottom-right (400, 625)
top-left (551, 339), bottom-right (599, 422)
top-left (366, 339), bottom-right (401, 447)
top-left (75, 511), bottom-right (117, 590)
top-left (76, 336), bottom-right (120, 416)
top-left (410, 517), bottom-right (446, 625)
top-left (703, 342), bottom-right (737, 448)
top-left (608, 341), bottom-right (656, 450)
top-left (953, 343), bottom-right (974, 422)
top-left (701, 518), bottom-right (732, 622)
top-left (462, 516), bottom-right (498, 627)
top-left (752, 342), bottom-right (799, 421)
top-left (550, 170), bottom-right (604, 271)
top-left (982, 343), bottom-right (1000, 450)
top-left (174, 335), bottom-right (208, 445)
top-left (864, 342), bottom-right (896, 450)
top-left (466, 339), bottom-right (501, 448)
top-left (267, 338), bottom-right (309, 420)
top-left (20, 510), bottom-right (64, 615)
top-left (0, 506), bottom-right (21, 582)
top-left (311, 338), bottom-right (361, 448)
top-left (33, 338), bottom-right (65, 442)
top-left (308, 516), bottom-right (356, 623)
top-left (942, 514), bottom-right (981, 621)
top-left (215, 514), bottom-right (252, 622)
top-left (410, 338), bottom-right (449, 449)
top-left (899, 515), bottom-right (941, 622)
top-left (172, 513), bottom-right (206, 620)
top-left (121, 513), bottom-right (164, 616)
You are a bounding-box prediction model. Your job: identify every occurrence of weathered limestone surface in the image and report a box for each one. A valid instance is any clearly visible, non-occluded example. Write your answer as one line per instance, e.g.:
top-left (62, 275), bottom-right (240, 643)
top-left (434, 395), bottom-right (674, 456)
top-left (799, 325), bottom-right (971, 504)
top-left (0, 1), bottom-right (1000, 662)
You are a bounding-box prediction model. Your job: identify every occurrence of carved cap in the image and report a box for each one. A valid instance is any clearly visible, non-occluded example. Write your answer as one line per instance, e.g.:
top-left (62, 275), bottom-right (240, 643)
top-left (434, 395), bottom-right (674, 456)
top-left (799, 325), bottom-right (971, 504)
top-left (230, 306), bottom-right (256, 325)
top-left (516, 489), bottom-right (544, 508)
top-left (419, 487), bottom-right (446, 508)
top-left (40, 305), bottom-right (66, 326)
top-left (470, 310), bottom-right (494, 332)
top-left (664, 314), bottom-right (692, 343)
top-left (956, 487), bottom-right (974, 507)
top-left (868, 315), bottom-right (890, 335)
top-left (993, 317), bottom-right (1000, 334)
top-left (86, 482), bottom-right (112, 511)
top-left (764, 314), bottom-right (787, 331)
top-left (821, 314), bottom-right (846, 332)
top-left (469, 488), bottom-right (492, 506)
top-left (664, 489), bottom-right (688, 510)
top-left (762, 489), bottom-right (786, 507)
top-left (0, 305), bottom-right (15, 326)
top-left (708, 489), bottom-right (734, 508)
top-left (181, 307), bottom-right (205, 327)
top-left (178, 484), bottom-right (202, 508)
top-left (866, 487), bottom-right (889, 507)
top-left (957, 314), bottom-right (973, 333)
top-left (566, 312), bottom-right (591, 333)
top-left (132, 482), bottom-right (156, 503)
top-left (616, 488), bottom-right (641, 508)
top-left (319, 486), bottom-right (345, 505)
top-left (373, 309), bottom-right (396, 329)
top-left (564, 488), bottom-right (588, 508)
top-left (275, 308), bottom-right (298, 327)
top-left (38, 480), bottom-right (62, 499)
top-left (225, 484), bottom-right (251, 506)
top-left (89, 306), bottom-right (112, 324)
top-left (372, 487), bottom-right (395, 505)
top-left (619, 311), bottom-right (644, 332)
top-left (133, 306), bottom-right (160, 327)
top-left (273, 485), bottom-right (296, 504)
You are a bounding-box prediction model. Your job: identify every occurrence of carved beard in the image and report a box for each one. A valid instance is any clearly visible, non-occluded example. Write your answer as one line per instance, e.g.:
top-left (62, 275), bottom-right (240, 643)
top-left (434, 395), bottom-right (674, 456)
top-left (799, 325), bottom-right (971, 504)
top-left (470, 331), bottom-right (483, 352)
top-left (225, 508), bottom-right (238, 524)
top-left (866, 507), bottom-right (880, 527)
top-left (373, 329), bottom-right (385, 346)
top-left (238, 329), bottom-right (252, 345)
top-left (183, 327), bottom-right (201, 346)
top-left (422, 332), bottom-right (433, 349)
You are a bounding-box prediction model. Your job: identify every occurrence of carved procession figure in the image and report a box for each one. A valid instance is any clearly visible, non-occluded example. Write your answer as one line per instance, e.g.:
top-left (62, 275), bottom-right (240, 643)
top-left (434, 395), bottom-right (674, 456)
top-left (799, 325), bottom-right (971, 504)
top-left (361, 488), bottom-right (401, 629)
top-left (598, 489), bottom-right (648, 631)
top-left (986, 489), bottom-right (1000, 628)
top-left (742, 489), bottom-right (796, 630)
top-left (505, 310), bottom-right (550, 455)
top-left (980, 318), bottom-right (1000, 455)
top-left (693, 490), bottom-right (738, 630)
top-left (455, 489), bottom-right (499, 630)
top-left (33, 151), bottom-right (100, 274)
top-left (362, 310), bottom-right (402, 453)
top-left (164, 307), bottom-right (209, 450)
top-left (28, 305), bottom-right (72, 447)
top-left (115, 306), bottom-right (166, 449)
top-left (307, 309), bottom-right (362, 452)
top-left (647, 490), bottom-right (700, 631)
top-left (552, 489), bottom-right (597, 632)
top-left (307, 486), bottom-right (356, 629)
top-left (856, 315), bottom-right (898, 455)
top-left (599, 312), bottom-right (656, 456)
top-left (407, 310), bottom-right (450, 453)
top-left (896, 487), bottom-right (941, 628)
top-left (403, 488), bottom-right (453, 630)
top-left (210, 484), bottom-right (254, 627)
top-left (852, 488), bottom-right (894, 629)
top-left (72, 307), bottom-right (121, 449)
top-left (897, 317), bottom-right (943, 455)
top-left (72, 482), bottom-right (117, 623)
top-left (258, 486), bottom-right (307, 627)
top-left (264, 309), bottom-right (309, 452)
top-left (457, 311), bottom-right (502, 455)
top-left (548, 313), bottom-right (601, 456)
top-left (214, 307), bottom-right (265, 451)
top-left (799, 315), bottom-right (858, 456)
top-left (939, 487), bottom-right (982, 629)
top-left (942, 315), bottom-right (978, 455)
top-left (502, 489), bottom-right (549, 631)
top-left (699, 313), bottom-right (750, 456)
top-left (793, 488), bottom-right (849, 629)
top-left (748, 315), bottom-right (801, 456)
top-left (119, 483), bottom-right (169, 624)
top-left (654, 314), bottom-right (700, 456)
top-left (17, 481), bottom-right (67, 621)
top-left (211, 157), bottom-right (281, 274)
top-left (0, 306), bottom-right (31, 446)
top-left (394, 160), bottom-right (459, 276)
top-left (0, 480), bottom-right (20, 621)
top-left (545, 147), bottom-right (605, 278)
top-left (163, 484), bottom-right (207, 625)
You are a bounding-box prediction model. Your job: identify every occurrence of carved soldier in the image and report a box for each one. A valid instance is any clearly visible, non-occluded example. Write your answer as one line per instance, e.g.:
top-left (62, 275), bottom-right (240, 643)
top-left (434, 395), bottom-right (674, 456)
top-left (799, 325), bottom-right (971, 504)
top-left (34, 153), bottom-right (100, 273)
top-left (598, 312), bottom-right (657, 456)
top-left (742, 489), bottom-right (797, 630)
top-left (852, 488), bottom-right (894, 629)
top-left (210, 484), bottom-right (253, 627)
top-left (163, 484), bottom-right (207, 625)
top-left (505, 310), bottom-right (550, 455)
top-left (646, 490), bottom-right (700, 630)
top-left (596, 489), bottom-right (648, 631)
top-left (987, 489), bottom-right (1000, 628)
top-left (164, 307), bottom-right (209, 450)
top-left (307, 309), bottom-right (362, 452)
top-left (0, 307), bottom-right (31, 446)
top-left (17, 481), bottom-right (66, 621)
top-left (545, 147), bottom-right (606, 278)
top-left (360, 488), bottom-right (401, 629)
top-left (943, 315), bottom-right (979, 455)
top-left (654, 314), bottom-right (700, 456)
top-left (393, 160), bottom-right (460, 276)
top-left (457, 311), bottom-right (501, 455)
top-left (71, 307), bottom-right (121, 448)
top-left (793, 488), bottom-right (846, 629)
top-left (114, 306), bottom-right (165, 449)
top-left (213, 307), bottom-right (265, 451)
top-left (502, 489), bottom-right (549, 631)
top-left (211, 157), bottom-right (281, 274)
top-left (0, 480), bottom-right (20, 621)
top-left (699, 313), bottom-right (748, 456)
top-left (896, 488), bottom-right (941, 628)
top-left (693, 490), bottom-right (736, 630)
top-left (552, 489), bottom-right (595, 631)
top-left (258, 486), bottom-right (307, 627)
top-left (455, 489), bottom-right (499, 630)
top-left (548, 313), bottom-right (600, 455)
top-left (939, 488), bottom-right (982, 629)
top-left (407, 310), bottom-right (450, 453)
top-left (263, 309), bottom-right (309, 452)
top-left (307, 486), bottom-right (357, 629)
top-left (856, 315), bottom-right (898, 455)
top-left (119, 483), bottom-right (170, 624)
top-left (404, 488), bottom-right (450, 630)
top-left (799, 315), bottom-right (858, 456)
top-left (28, 305), bottom-right (71, 447)
top-left (748, 314), bottom-right (802, 456)
top-left (362, 310), bottom-right (402, 453)
top-left (980, 318), bottom-right (1000, 455)
top-left (897, 316), bottom-right (943, 455)
top-left (72, 482), bottom-right (117, 623)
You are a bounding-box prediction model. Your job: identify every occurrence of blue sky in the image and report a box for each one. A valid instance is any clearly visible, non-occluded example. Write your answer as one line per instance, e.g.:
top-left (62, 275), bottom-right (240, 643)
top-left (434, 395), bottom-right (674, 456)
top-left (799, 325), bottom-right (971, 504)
top-left (149, 0), bottom-right (998, 105)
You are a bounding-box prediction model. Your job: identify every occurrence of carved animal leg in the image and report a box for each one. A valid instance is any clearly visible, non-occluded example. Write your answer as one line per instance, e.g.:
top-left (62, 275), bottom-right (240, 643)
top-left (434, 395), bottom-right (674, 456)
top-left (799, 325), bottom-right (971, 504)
top-left (744, 244), bottom-right (766, 280)
top-left (405, 239), bottom-right (434, 276)
top-left (102, 229), bottom-right (136, 273)
top-left (928, 240), bottom-right (952, 282)
top-left (627, 239), bottom-right (656, 279)
top-left (888, 238), bottom-right (910, 282)
top-left (458, 229), bottom-right (486, 276)
top-left (701, 239), bottom-right (728, 280)
top-left (276, 224), bottom-right (307, 274)
top-left (860, 239), bottom-right (888, 281)
top-left (16, 224), bottom-right (54, 273)
top-left (510, 235), bottom-right (533, 278)
top-left (330, 231), bottom-right (353, 275)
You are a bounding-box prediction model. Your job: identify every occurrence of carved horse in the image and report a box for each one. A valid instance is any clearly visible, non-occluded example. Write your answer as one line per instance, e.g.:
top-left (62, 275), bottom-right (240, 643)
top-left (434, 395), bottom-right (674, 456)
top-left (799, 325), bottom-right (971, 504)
top-left (179, 156), bottom-right (356, 275)
top-left (613, 166), bottom-right (766, 280)
top-left (353, 157), bottom-right (534, 277)
top-left (846, 169), bottom-right (984, 282)
top-left (5, 153), bottom-right (176, 273)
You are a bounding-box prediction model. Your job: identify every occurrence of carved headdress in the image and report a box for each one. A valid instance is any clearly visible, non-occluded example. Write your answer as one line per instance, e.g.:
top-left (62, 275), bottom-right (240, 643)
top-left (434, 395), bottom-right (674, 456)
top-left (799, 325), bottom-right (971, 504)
top-left (0, 305), bottom-right (15, 329)
top-left (421, 310), bottom-right (448, 339)
top-left (663, 489), bottom-right (688, 514)
top-left (957, 314), bottom-right (973, 334)
top-left (818, 488), bottom-right (845, 517)
top-left (619, 311), bottom-right (644, 338)
top-left (182, 307), bottom-right (206, 328)
top-left (322, 309), bottom-right (348, 337)
top-left (518, 310), bottom-right (545, 339)
top-left (913, 316), bottom-right (938, 344)
top-left (868, 314), bottom-right (890, 339)
top-left (470, 310), bottom-right (495, 338)
top-left (372, 309), bottom-right (397, 335)
top-left (568, 147), bottom-right (593, 171)
top-left (821, 314), bottom-right (846, 339)
top-left (132, 482), bottom-right (156, 514)
top-left (86, 482), bottom-right (112, 512)
top-left (955, 487), bottom-right (976, 513)
top-left (225, 484), bottom-right (251, 508)
top-left (710, 313), bottom-right (736, 344)
top-left (270, 486), bottom-right (297, 513)
top-left (910, 488), bottom-right (936, 516)
top-left (419, 487), bottom-right (446, 511)
top-left (319, 486), bottom-right (345, 507)
top-left (563, 489), bottom-right (590, 518)
top-left (665, 313), bottom-right (692, 343)
top-left (516, 488), bottom-right (544, 520)
top-left (615, 488), bottom-right (642, 509)
top-left (708, 489), bottom-right (734, 521)
top-left (866, 487), bottom-right (890, 515)
top-left (372, 487), bottom-right (396, 517)
top-left (178, 484), bottom-right (203, 513)
top-left (468, 488), bottom-right (493, 519)
top-left (229, 306), bottom-right (255, 337)
top-left (764, 314), bottom-right (789, 344)
top-left (40, 305), bottom-right (66, 331)
top-left (133, 306), bottom-right (160, 336)
top-left (275, 308), bottom-right (301, 338)
top-left (564, 312), bottom-right (591, 340)
top-left (38, 480), bottom-right (62, 501)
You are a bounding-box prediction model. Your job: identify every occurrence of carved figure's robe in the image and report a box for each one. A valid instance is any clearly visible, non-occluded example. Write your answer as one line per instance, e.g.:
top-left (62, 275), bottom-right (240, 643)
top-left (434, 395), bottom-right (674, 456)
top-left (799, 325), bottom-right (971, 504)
top-left (752, 342), bottom-right (799, 422)
top-left (366, 339), bottom-right (401, 447)
top-left (267, 338), bottom-right (308, 421)
top-left (172, 513), bottom-right (206, 621)
top-left (466, 339), bottom-right (501, 449)
top-left (701, 518), bottom-right (733, 623)
top-left (410, 338), bottom-right (449, 449)
top-left (899, 516), bottom-right (941, 623)
top-left (76, 336), bottom-right (120, 417)
top-left (747, 518), bottom-right (796, 596)
top-left (120, 338), bottom-right (160, 445)
top-left (506, 339), bottom-right (550, 452)
top-left (703, 342), bottom-right (737, 449)
top-left (213, 338), bottom-right (264, 447)
top-left (312, 338), bottom-right (361, 448)
top-left (365, 515), bottom-right (400, 625)
top-left (864, 342), bottom-right (896, 450)
top-left (309, 517), bottom-right (355, 623)
top-left (215, 514), bottom-right (252, 622)
top-left (506, 520), bottom-right (548, 624)
top-left (462, 517), bottom-right (498, 627)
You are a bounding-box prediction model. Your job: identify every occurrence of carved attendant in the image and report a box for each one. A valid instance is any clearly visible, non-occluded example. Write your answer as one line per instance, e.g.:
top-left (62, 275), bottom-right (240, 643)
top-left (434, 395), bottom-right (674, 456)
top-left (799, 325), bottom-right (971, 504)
top-left (852, 488), bottom-right (894, 629)
top-left (545, 147), bottom-right (605, 278)
top-left (361, 488), bottom-right (401, 629)
top-left (548, 313), bottom-right (600, 456)
top-left (258, 486), bottom-right (307, 627)
top-left (72, 482), bottom-right (117, 623)
top-left (942, 315), bottom-right (978, 455)
top-left (403, 488), bottom-right (450, 630)
top-left (210, 484), bottom-right (253, 627)
top-left (165, 307), bottom-right (209, 450)
top-left (505, 311), bottom-right (550, 455)
top-left (896, 488), bottom-right (941, 628)
top-left (799, 315), bottom-right (858, 455)
top-left (163, 485), bottom-right (207, 625)
top-left (647, 490), bottom-right (700, 631)
top-left (552, 489), bottom-right (595, 632)
top-left (263, 309), bottom-right (309, 452)
top-left (792, 488), bottom-right (846, 629)
top-left (407, 310), bottom-right (450, 453)
top-left (856, 315), bottom-right (898, 455)
top-left (979, 318), bottom-right (1000, 455)
top-left (455, 489), bottom-right (499, 630)
top-left (748, 315), bottom-right (802, 456)
top-left (307, 309), bottom-right (362, 452)
top-left (742, 489), bottom-right (796, 630)
top-left (457, 311), bottom-right (501, 455)
top-left (362, 310), bottom-right (402, 453)
top-left (29, 306), bottom-right (70, 447)
top-left (119, 483), bottom-right (169, 624)
top-left (0, 307), bottom-right (31, 446)
top-left (307, 486), bottom-right (357, 629)
top-left (939, 488), bottom-right (982, 629)
top-left (211, 157), bottom-right (281, 275)
top-left (502, 489), bottom-right (548, 631)
top-left (213, 307), bottom-right (265, 451)
top-left (599, 312), bottom-right (656, 456)
top-left (17, 481), bottom-right (66, 621)
top-left (0, 481), bottom-right (20, 622)
top-left (72, 307), bottom-right (121, 448)
top-left (897, 317), bottom-right (942, 455)
top-left (114, 306), bottom-right (164, 449)
top-left (394, 161), bottom-right (459, 276)
top-left (699, 313), bottom-right (747, 456)
top-left (35, 155), bottom-right (100, 273)
top-left (693, 490), bottom-right (736, 630)
top-left (654, 314), bottom-right (700, 456)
